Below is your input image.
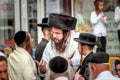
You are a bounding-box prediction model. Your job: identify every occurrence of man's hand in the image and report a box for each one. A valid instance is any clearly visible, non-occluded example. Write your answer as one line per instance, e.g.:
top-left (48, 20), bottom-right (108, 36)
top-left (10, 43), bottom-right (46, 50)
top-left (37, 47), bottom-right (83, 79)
top-left (66, 58), bottom-right (72, 66)
top-left (36, 60), bottom-right (46, 73)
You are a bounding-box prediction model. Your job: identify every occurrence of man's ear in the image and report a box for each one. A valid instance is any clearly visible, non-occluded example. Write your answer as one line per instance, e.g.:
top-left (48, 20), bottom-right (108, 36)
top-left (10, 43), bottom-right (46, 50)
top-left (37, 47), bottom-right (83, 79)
top-left (91, 64), bottom-right (97, 73)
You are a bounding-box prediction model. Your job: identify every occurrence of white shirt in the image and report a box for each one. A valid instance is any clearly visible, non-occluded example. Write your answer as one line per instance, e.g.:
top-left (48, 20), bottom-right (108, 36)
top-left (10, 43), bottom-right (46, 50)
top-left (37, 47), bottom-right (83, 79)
top-left (95, 71), bottom-right (120, 80)
top-left (42, 31), bottom-right (80, 71)
top-left (90, 11), bottom-right (108, 37)
top-left (115, 6), bottom-right (120, 30)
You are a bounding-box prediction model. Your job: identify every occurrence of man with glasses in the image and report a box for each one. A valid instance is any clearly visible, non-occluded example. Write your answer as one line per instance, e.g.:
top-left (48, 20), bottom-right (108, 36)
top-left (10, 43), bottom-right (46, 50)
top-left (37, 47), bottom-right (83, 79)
top-left (36, 13), bottom-right (80, 80)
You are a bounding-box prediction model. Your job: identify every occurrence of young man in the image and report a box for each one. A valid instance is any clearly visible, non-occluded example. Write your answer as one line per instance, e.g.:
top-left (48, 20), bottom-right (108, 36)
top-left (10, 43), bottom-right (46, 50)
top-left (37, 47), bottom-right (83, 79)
top-left (0, 56), bottom-right (8, 80)
top-left (36, 17), bottom-right (51, 80)
top-left (114, 0), bottom-right (120, 44)
top-left (88, 52), bottom-right (120, 80)
top-left (90, 0), bottom-right (108, 52)
top-left (8, 31), bottom-right (37, 80)
top-left (74, 33), bottom-right (98, 80)
top-left (36, 13), bottom-right (80, 79)
top-left (36, 18), bottom-right (51, 62)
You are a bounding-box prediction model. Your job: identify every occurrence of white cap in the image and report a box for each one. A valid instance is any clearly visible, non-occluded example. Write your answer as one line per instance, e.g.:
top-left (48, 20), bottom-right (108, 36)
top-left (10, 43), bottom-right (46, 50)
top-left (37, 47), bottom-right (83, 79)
top-left (54, 76), bottom-right (68, 80)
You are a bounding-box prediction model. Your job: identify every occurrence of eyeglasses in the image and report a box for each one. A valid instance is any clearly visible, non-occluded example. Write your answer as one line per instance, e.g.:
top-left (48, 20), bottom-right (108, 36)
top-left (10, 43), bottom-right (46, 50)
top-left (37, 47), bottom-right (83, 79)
top-left (115, 68), bottom-right (120, 72)
top-left (51, 31), bottom-right (63, 36)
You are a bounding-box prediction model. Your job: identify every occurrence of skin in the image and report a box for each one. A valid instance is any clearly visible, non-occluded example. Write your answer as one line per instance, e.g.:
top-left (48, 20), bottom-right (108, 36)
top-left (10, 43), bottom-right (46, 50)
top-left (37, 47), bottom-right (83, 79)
top-left (78, 43), bottom-right (82, 54)
top-left (96, 1), bottom-right (108, 20)
top-left (51, 27), bottom-right (63, 44)
top-left (75, 43), bottom-right (93, 78)
top-left (90, 63), bottom-right (109, 78)
top-left (43, 27), bottom-right (51, 41)
top-left (36, 27), bottom-right (64, 73)
top-left (0, 60), bottom-right (8, 80)
top-left (116, 64), bottom-right (120, 78)
top-left (36, 27), bottom-right (73, 73)
top-left (98, 2), bottom-right (104, 12)
top-left (78, 43), bottom-right (93, 56)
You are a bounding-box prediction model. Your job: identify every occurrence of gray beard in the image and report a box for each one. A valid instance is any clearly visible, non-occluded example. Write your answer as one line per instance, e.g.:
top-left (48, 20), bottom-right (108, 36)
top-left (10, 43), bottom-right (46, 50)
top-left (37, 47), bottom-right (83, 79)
top-left (88, 63), bottom-right (95, 80)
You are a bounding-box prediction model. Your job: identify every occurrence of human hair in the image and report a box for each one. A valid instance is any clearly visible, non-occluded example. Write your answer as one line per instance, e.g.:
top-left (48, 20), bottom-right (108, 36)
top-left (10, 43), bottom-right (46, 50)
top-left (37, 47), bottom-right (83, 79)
top-left (56, 30), bottom-right (70, 53)
top-left (19, 32), bottom-right (33, 57)
top-left (43, 27), bottom-right (51, 36)
top-left (24, 32), bottom-right (33, 57)
top-left (117, 0), bottom-right (120, 6)
top-left (88, 63), bottom-right (95, 80)
top-left (81, 43), bottom-right (94, 50)
top-left (115, 60), bottom-right (120, 67)
top-left (94, 0), bottom-right (104, 10)
top-left (0, 56), bottom-right (7, 63)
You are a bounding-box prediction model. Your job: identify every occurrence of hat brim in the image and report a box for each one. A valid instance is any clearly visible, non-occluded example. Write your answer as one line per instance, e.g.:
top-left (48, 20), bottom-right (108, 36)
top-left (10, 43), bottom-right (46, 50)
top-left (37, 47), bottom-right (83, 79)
top-left (74, 38), bottom-right (97, 45)
top-left (37, 23), bottom-right (49, 27)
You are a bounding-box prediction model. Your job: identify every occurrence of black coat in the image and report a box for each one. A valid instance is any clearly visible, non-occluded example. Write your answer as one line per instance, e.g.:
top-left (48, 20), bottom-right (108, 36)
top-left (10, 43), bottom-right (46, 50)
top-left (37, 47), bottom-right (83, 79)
top-left (78, 52), bottom-right (93, 80)
top-left (35, 38), bottom-right (49, 61)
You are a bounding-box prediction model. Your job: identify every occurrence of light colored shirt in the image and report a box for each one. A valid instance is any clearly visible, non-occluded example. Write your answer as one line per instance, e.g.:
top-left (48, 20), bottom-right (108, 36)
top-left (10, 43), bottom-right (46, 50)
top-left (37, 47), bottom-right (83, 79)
top-left (0, 51), bottom-right (5, 57)
top-left (8, 47), bottom-right (37, 80)
top-left (42, 31), bottom-right (80, 71)
top-left (90, 11), bottom-right (108, 37)
top-left (95, 71), bottom-right (120, 80)
top-left (115, 6), bottom-right (120, 30)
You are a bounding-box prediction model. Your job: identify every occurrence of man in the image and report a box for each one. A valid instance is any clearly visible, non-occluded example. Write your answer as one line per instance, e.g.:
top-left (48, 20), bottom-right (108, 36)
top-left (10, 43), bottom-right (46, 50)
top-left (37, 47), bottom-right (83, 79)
top-left (36, 18), bottom-right (51, 80)
top-left (88, 52), bottom-right (120, 80)
top-left (47, 56), bottom-right (74, 80)
top-left (8, 31), bottom-right (37, 80)
top-left (35, 18), bottom-right (51, 62)
top-left (90, 0), bottom-right (108, 52)
top-left (36, 13), bottom-right (80, 79)
top-left (0, 56), bottom-right (8, 80)
top-left (114, 0), bottom-right (120, 44)
top-left (74, 33), bottom-right (97, 80)
top-left (114, 60), bottom-right (120, 78)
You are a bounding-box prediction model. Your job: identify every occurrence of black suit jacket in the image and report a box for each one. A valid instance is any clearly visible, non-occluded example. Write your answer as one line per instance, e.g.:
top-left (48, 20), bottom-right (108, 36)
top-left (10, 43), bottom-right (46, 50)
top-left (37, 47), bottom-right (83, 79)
top-left (78, 52), bottom-right (93, 80)
top-left (35, 38), bottom-right (49, 61)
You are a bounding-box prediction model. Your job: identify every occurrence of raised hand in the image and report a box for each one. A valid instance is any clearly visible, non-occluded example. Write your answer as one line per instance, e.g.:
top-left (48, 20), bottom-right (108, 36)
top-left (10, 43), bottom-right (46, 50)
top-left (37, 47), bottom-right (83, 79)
top-left (36, 60), bottom-right (47, 73)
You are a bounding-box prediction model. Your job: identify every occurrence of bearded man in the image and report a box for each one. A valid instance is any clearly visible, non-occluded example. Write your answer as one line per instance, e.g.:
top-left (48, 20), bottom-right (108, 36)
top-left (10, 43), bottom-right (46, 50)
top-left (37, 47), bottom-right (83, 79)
top-left (36, 13), bottom-right (80, 80)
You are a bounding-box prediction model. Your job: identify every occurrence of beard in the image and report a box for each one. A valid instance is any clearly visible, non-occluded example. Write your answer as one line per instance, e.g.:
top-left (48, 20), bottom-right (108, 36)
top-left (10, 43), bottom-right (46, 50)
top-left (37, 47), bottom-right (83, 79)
top-left (52, 37), bottom-right (66, 53)
top-left (88, 63), bottom-right (95, 80)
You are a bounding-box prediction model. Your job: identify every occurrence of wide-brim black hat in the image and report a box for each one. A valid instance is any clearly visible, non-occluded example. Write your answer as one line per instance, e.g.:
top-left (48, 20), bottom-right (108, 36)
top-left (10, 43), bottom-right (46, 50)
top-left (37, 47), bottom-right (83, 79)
top-left (74, 33), bottom-right (97, 45)
top-left (48, 13), bottom-right (77, 30)
top-left (49, 56), bottom-right (68, 73)
top-left (87, 52), bottom-right (109, 64)
top-left (37, 18), bottom-right (49, 31)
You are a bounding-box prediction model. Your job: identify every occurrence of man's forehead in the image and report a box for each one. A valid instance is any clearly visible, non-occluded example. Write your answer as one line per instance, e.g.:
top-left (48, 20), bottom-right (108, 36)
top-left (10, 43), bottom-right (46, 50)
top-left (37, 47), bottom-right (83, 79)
top-left (52, 27), bottom-right (63, 32)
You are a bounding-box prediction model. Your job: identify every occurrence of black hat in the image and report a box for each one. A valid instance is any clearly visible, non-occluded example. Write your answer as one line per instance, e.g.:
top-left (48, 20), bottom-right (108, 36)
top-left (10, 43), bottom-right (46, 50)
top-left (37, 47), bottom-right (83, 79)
top-left (74, 33), bottom-right (97, 45)
top-left (48, 13), bottom-right (77, 30)
top-left (14, 31), bottom-right (26, 46)
top-left (87, 52), bottom-right (109, 64)
top-left (37, 18), bottom-right (49, 31)
top-left (49, 56), bottom-right (68, 73)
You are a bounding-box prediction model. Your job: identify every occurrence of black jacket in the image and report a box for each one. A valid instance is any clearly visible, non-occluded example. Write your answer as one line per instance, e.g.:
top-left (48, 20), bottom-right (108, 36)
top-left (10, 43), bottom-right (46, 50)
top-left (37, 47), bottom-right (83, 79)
top-left (77, 52), bottom-right (93, 80)
top-left (35, 38), bottom-right (49, 61)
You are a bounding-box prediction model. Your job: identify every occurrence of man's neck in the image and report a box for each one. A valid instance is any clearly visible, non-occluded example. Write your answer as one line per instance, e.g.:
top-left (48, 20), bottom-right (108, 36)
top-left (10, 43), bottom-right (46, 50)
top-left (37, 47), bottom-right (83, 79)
top-left (44, 35), bottom-right (50, 41)
top-left (84, 50), bottom-right (93, 56)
